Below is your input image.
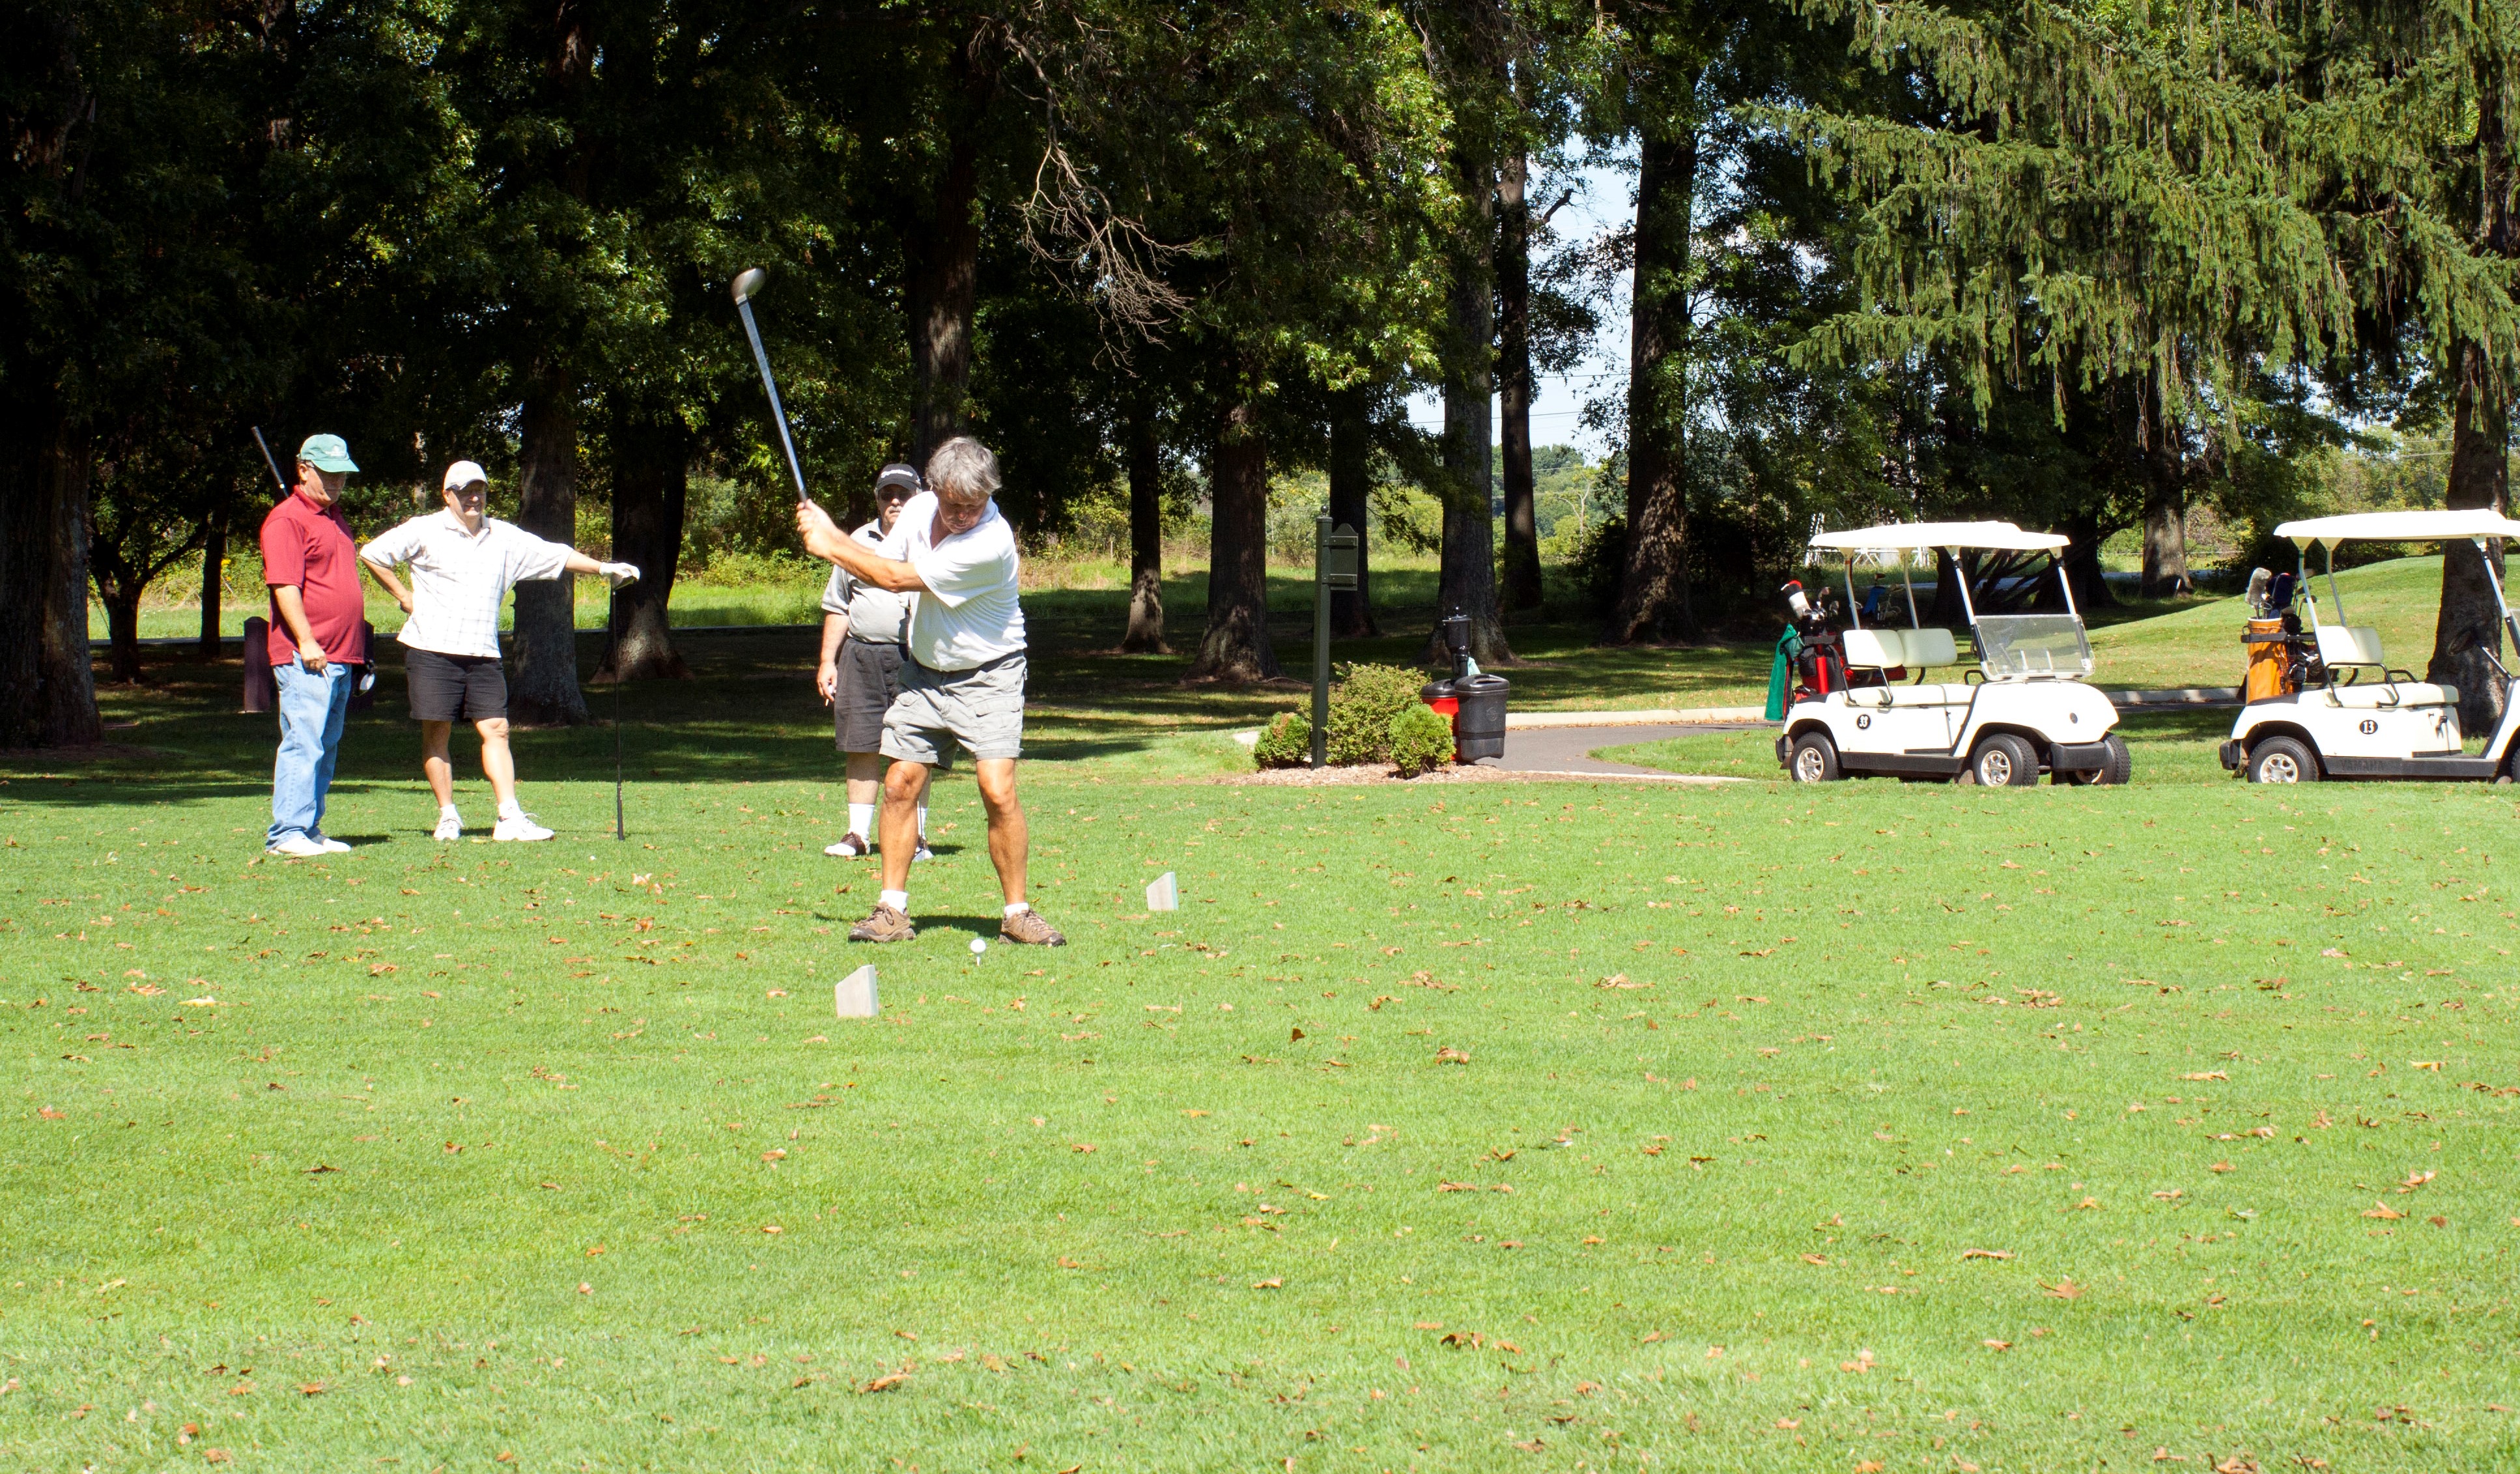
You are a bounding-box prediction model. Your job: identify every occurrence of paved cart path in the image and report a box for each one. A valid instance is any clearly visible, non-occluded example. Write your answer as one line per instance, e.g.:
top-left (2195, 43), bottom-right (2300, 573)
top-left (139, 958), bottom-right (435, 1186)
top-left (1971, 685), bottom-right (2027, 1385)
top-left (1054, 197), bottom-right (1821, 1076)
top-left (1495, 722), bottom-right (1770, 777)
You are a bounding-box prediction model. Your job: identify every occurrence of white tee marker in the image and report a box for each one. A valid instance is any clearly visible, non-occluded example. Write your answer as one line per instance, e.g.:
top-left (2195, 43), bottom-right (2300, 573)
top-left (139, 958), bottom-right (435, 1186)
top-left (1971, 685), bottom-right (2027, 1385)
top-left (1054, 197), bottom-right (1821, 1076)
top-left (1147, 872), bottom-right (1180, 911)
top-left (835, 965), bottom-right (880, 1019)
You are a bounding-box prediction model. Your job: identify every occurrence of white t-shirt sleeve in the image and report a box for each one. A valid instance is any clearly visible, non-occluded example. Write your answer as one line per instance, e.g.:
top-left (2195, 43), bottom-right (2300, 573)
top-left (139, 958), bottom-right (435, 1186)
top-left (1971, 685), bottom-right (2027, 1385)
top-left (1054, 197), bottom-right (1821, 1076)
top-left (819, 563), bottom-right (850, 616)
top-left (910, 521), bottom-right (1017, 610)
top-left (359, 518), bottom-right (427, 567)
top-left (505, 529), bottom-right (575, 584)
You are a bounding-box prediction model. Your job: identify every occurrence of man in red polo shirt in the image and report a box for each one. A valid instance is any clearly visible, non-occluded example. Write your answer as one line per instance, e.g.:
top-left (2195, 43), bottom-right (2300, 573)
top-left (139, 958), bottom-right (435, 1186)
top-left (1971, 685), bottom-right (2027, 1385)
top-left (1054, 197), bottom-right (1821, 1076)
top-left (261, 433), bottom-right (373, 858)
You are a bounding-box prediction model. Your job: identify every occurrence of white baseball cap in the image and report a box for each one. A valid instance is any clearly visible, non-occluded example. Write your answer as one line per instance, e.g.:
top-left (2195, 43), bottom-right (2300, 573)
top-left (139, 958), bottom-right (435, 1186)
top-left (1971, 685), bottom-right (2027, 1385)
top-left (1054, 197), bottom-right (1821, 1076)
top-left (442, 460), bottom-right (489, 492)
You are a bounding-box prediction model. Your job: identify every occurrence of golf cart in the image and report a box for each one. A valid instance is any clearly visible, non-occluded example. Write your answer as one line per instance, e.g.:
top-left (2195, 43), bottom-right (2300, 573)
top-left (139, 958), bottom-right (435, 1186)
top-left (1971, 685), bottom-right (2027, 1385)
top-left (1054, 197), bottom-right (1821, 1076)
top-left (2220, 509), bottom-right (2520, 782)
top-left (1775, 521), bottom-right (2131, 786)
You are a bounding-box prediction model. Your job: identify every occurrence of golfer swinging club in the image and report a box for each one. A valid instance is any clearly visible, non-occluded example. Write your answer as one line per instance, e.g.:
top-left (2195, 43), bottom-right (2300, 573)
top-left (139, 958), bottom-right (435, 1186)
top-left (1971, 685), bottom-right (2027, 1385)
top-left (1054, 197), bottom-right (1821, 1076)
top-left (796, 436), bottom-right (1063, 946)
top-left (818, 462), bottom-right (932, 861)
top-left (359, 461), bottom-right (640, 841)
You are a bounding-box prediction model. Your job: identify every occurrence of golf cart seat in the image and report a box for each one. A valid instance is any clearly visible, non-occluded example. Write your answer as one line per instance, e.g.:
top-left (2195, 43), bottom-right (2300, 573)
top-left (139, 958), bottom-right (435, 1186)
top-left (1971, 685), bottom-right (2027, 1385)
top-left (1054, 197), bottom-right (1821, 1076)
top-left (1839, 626), bottom-right (1962, 670)
top-left (2319, 681), bottom-right (2459, 710)
top-left (2315, 625), bottom-right (2388, 669)
top-left (1841, 627), bottom-right (1971, 705)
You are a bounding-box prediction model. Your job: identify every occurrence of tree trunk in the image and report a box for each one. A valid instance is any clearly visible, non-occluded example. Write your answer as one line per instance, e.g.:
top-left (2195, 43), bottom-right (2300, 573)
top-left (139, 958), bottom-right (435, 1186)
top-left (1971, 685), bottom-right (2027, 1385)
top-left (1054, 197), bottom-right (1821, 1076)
top-left (2429, 335), bottom-right (2511, 734)
top-left (2138, 378), bottom-right (2188, 597)
top-left (2057, 510), bottom-right (2115, 610)
top-left (104, 583), bottom-right (143, 684)
top-left (1327, 388), bottom-right (1376, 638)
top-left (510, 366), bottom-right (588, 724)
top-left (1121, 396), bottom-right (1167, 653)
top-left (1185, 394), bottom-right (1277, 682)
top-left (904, 38), bottom-right (993, 466)
top-left (1497, 142), bottom-right (1542, 612)
top-left (199, 513), bottom-right (225, 654)
top-left (1429, 135), bottom-right (1512, 668)
top-left (0, 405), bottom-right (104, 747)
top-left (599, 405), bottom-right (690, 683)
top-left (1606, 112), bottom-right (1700, 645)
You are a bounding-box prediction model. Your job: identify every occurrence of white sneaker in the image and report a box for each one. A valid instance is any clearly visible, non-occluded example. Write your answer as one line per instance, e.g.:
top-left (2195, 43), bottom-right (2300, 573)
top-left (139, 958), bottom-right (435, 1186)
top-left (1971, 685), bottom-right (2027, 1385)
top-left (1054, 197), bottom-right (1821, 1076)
top-left (492, 812), bottom-right (554, 842)
top-left (311, 834), bottom-right (351, 854)
top-left (434, 812), bottom-right (463, 842)
top-left (913, 840), bottom-right (935, 862)
top-left (267, 834), bottom-right (326, 858)
top-left (825, 832), bottom-right (871, 858)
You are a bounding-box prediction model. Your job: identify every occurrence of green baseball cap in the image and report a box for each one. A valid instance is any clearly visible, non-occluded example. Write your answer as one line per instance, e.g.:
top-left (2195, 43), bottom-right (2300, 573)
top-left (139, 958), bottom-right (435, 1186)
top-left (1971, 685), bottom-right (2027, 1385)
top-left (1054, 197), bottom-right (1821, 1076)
top-left (297, 434), bottom-right (359, 474)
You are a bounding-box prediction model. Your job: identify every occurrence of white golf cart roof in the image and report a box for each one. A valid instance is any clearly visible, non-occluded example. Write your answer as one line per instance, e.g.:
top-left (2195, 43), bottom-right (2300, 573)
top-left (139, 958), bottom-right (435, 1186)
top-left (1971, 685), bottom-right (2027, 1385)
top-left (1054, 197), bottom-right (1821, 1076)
top-left (2274, 510), bottom-right (2520, 544)
top-left (1810, 520), bottom-right (2069, 553)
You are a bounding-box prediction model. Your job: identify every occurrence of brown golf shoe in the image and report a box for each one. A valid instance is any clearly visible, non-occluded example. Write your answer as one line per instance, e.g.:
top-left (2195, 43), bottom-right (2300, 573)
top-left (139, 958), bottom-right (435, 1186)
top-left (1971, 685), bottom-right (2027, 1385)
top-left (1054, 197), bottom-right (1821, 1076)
top-left (847, 903), bottom-right (916, 943)
top-left (999, 908), bottom-right (1066, 946)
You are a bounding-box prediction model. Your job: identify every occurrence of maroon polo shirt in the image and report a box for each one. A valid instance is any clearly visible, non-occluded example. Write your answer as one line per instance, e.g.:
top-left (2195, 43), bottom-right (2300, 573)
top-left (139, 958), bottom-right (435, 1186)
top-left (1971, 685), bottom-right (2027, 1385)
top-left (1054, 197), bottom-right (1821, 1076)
top-left (261, 490), bottom-right (368, 667)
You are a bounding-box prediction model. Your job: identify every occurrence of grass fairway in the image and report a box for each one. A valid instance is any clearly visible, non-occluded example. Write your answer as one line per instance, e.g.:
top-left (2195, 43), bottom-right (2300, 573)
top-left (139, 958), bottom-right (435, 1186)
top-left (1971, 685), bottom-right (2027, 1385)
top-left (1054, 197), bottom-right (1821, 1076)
top-left (7, 611), bottom-right (2519, 1471)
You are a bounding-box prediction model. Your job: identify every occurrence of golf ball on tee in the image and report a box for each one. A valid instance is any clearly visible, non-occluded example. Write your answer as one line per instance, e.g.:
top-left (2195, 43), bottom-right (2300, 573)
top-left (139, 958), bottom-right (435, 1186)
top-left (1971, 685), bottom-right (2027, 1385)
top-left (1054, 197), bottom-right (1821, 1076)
top-left (970, 938), bottom-right (987, 956)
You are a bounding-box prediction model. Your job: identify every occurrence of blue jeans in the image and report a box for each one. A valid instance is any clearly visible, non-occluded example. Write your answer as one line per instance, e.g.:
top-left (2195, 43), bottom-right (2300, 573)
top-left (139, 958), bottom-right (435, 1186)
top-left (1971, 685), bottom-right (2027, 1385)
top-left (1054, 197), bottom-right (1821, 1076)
top-left (269, 660), bottom-right (352, 845)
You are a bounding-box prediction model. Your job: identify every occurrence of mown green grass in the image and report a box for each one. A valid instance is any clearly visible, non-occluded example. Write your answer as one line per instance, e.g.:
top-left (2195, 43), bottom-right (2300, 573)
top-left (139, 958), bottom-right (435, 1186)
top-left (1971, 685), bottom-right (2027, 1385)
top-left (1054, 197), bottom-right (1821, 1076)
top-left (5, 628), bottom-right (2516, 1471)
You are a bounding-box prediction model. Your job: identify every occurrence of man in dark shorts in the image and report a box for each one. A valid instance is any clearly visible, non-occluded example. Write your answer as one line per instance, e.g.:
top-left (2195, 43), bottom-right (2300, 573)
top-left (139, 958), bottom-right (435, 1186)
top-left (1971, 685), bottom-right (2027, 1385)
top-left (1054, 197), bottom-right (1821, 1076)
top-left (360, 460), bottom-right (638, 841)
top-left (795, 436), bottom-right (1063, 946)
top-left (260, 433), bottom-right (376, 858)
top-left (817, 463), bottom-right (930, 860)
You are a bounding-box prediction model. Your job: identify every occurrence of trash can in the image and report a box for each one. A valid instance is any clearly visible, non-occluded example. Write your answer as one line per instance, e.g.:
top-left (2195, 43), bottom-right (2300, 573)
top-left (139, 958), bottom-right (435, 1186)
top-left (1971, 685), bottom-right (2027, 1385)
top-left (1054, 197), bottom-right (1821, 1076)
top-left (1450, 673), bottom-right (1508, 765)
top-left (1420, 678), bottom-right (1459, 722)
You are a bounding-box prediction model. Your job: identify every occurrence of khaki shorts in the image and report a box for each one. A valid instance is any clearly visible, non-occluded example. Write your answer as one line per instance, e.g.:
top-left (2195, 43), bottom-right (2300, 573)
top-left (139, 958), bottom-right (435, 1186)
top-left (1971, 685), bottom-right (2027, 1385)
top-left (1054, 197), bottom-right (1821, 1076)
top-left (881, 651), bottom-right (1026, 764)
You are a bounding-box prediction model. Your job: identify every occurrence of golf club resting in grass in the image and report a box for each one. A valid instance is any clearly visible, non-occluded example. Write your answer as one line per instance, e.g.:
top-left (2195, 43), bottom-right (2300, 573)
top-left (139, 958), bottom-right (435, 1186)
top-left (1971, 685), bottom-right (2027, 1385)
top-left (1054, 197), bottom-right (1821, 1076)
top-left (795, 434), bottom-right (1064, 946)
top-left (817, 461), bottom-right (932, 860)
top-left (358, 459), bottom-right (640, 843)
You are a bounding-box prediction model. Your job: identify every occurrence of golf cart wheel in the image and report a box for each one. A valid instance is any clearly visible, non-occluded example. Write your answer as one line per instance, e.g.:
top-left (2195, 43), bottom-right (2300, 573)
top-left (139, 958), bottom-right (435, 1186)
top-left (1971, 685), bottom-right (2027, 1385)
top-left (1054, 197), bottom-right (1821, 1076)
top-left (1968, 733), bottom-right (2039, 788)
top-left (1789, 731), bottom-right (1841, 783)
top-left (2059, 732), bottom-right (2133, 786)
top-left (2247, 735), bottom-right (2319, 784)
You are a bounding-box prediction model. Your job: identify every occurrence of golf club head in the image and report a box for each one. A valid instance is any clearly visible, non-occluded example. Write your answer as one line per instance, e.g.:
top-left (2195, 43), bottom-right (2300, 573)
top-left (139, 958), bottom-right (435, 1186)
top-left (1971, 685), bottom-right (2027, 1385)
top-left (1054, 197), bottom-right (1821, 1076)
top-left (731, 268), bottom-right (767, 304)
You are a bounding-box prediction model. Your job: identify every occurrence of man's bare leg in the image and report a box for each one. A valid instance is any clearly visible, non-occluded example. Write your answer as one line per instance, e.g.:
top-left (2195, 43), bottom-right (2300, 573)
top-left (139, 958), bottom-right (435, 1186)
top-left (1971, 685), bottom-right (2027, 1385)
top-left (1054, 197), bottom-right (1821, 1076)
top-left (974, 757), bottom-right (1027, 905)
top-left (421, 720), bottom-right (457, 806)
top-left (877, 758), bottom-right (929, 893)
top-left (477, 717), bottom-right (519, 810)
top-left (845, 751), bottom-right (885, 808)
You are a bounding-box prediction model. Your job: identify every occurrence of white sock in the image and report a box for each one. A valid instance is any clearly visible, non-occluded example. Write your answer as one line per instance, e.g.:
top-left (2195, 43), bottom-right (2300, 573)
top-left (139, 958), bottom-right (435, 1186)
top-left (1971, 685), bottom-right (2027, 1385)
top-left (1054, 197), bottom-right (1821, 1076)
top-left (1004, 901), bottom-right (1030, 917)
top-left (880, 889), bottom-right (910, 914)
top-left (439, 802), bottom-right (460, 818)
top-left (917, 803), bottom-right (929, 839)
top-left (849, 802), bottom-right (875, 838)
top-left (498, 799), bottom-right (524, 820)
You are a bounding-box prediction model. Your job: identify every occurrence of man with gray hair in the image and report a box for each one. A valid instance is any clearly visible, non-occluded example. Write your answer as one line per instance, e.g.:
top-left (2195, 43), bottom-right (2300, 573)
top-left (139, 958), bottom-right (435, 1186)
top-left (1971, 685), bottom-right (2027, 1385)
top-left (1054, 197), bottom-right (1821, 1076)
top-left (795, 435), bottom-right (1063, 946)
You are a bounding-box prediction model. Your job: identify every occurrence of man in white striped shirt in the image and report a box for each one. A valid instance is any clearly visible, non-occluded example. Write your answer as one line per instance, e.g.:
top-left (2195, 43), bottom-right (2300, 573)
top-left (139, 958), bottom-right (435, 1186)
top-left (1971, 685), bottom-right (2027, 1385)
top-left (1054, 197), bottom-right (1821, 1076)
top-left (360, 461), bottom-right (638, 841)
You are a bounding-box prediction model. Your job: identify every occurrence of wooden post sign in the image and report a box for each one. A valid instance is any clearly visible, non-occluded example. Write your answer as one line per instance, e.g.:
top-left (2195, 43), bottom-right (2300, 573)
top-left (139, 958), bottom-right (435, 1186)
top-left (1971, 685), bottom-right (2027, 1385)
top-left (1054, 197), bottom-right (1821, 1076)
top-left (1312, 515), bottom-right (1359, 767)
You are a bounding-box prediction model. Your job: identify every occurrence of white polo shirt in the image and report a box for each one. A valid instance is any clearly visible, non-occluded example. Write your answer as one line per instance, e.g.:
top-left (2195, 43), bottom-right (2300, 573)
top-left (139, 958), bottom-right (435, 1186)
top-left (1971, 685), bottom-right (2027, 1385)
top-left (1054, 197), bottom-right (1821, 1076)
top-left (883, 492), bottom-right (1026, 671)
top-left (360, 511), bottom-right (573, 659)
top-left (819, 520), bottom-right (912, 645)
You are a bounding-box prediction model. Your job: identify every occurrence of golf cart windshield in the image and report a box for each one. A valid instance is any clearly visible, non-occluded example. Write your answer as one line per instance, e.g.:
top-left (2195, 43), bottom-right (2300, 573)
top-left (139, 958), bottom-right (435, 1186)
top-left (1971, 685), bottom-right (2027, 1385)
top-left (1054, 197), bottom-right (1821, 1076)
top-left (1975, 613), bottom-right (2094, 679)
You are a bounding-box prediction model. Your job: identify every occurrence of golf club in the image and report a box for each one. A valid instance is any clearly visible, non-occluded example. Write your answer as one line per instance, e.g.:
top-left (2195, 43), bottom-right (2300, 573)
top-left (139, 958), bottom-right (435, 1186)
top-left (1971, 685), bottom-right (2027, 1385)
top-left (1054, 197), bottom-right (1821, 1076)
top-left (252, 426), bottom-right (289, 492)
top-left (730, 268), bottom-right (811, 504)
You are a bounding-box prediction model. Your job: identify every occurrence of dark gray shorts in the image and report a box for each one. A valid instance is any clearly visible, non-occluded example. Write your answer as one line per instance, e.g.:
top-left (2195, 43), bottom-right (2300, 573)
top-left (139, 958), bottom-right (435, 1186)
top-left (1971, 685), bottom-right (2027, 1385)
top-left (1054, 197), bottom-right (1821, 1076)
top-left (834, 637), bottom-right (905, 754)
top-left (406, 647), bottom-right (506, 723)
top-left (881, 651), bottom-right (1026, 764)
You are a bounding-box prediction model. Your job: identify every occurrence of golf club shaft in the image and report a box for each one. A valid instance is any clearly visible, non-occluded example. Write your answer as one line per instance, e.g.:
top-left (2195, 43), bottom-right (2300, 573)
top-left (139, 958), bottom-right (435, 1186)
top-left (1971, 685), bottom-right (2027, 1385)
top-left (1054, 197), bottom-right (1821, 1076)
top-left (251, 427), bottom-right (288, 492)
top-left (734, 299), bottom-right (811, 503)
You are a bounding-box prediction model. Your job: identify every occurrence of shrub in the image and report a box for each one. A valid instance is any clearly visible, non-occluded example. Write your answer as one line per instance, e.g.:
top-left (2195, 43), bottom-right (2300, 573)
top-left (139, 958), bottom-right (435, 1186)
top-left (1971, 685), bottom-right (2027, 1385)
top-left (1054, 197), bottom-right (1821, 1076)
top-left (1252, 710), bottom-right (1311, 769)
top-left (1570, 513), bottom-right (1628, 616)
top-left (1326, 662), bottom-right (1428, 765)
top-left (1387, 703), bottom-right (1455, 778)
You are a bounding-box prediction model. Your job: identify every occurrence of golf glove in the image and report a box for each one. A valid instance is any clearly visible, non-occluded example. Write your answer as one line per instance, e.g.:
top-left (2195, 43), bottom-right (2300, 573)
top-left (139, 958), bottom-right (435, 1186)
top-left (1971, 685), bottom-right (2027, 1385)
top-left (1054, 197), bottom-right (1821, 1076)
top-left (599, 561), bottom-right (642, 589)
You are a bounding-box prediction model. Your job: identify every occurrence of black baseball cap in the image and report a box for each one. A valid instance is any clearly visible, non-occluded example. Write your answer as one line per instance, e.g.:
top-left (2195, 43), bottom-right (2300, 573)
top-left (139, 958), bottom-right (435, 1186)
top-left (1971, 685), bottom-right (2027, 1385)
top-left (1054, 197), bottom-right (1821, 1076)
top-left (874, 463), bottom-right (921, 500)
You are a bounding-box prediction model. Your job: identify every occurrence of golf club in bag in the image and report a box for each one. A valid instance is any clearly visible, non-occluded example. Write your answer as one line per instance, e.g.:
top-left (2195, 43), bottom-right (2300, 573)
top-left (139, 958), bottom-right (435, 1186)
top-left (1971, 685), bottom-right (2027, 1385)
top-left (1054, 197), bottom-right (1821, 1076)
top-left (730, 268), bottom-right (812, 505)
